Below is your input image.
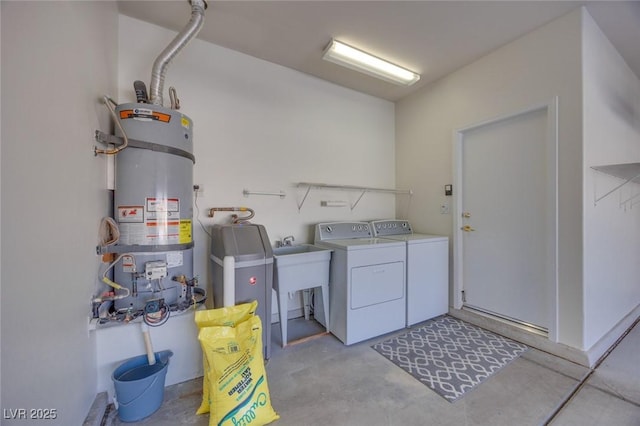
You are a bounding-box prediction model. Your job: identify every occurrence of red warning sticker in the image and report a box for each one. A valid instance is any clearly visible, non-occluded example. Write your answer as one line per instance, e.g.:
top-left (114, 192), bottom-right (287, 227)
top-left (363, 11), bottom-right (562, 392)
top-left (117, 205), bottom-right (144, 223)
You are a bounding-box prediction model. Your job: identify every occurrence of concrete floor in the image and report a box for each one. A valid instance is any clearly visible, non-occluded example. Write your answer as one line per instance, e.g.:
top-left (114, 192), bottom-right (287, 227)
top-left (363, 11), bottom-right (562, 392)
top-left (105, 317), bottom-right (640, 426)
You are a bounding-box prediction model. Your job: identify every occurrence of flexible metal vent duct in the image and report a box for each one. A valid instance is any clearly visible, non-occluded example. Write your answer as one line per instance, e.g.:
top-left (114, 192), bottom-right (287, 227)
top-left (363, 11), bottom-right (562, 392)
top-left (149, 0), bottom-right (206, 106)
top-left (110, 0), bottom-right (205, 312)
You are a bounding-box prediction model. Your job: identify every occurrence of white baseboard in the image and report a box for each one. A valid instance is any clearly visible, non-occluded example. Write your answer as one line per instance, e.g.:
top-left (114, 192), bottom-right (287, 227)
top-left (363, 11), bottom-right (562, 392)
top-left (584, 304), bottom-right (640, 367)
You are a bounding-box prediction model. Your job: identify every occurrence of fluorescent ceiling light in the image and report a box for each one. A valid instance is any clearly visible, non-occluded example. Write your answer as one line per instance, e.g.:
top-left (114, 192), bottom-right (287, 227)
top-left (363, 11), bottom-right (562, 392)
top-left (322, 39), bottom-right (420, 86)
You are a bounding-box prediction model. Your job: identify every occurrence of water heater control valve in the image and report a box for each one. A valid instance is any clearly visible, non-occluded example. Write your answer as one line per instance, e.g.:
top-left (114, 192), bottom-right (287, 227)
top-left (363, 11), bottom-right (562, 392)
top-left (145, 261), bottom-right (168, 280)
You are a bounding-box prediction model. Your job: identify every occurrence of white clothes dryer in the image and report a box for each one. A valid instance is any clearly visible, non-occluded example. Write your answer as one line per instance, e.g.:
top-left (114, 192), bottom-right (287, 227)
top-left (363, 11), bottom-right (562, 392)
top-left (371, 220), bottom-right (449, 327)
top-left (314, 222), bottom-right (406, 345)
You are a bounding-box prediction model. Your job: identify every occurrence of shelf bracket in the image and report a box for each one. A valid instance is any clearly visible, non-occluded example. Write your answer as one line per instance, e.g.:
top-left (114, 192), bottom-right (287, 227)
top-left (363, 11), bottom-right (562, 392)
top-left (297, 185), bottom-right (313, 211)
top-left (350, 190), bottom-right (367, 211)
top-left (591, 163), bottom-right (640, 206)
top-left (594, 174), bottom-right (640, 204)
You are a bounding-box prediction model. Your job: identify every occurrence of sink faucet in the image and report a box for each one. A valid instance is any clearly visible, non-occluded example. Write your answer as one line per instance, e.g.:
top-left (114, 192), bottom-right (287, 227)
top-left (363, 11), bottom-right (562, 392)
top-left (282, 235), bottom-right (295, 246)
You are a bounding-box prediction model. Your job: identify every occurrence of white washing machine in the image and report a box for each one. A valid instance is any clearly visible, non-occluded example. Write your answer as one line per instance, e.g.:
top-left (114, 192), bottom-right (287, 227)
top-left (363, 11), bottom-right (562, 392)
top-left (371, 219), bottom-right (449, 327)
top-left (314, 222), bottom-right (406, 345)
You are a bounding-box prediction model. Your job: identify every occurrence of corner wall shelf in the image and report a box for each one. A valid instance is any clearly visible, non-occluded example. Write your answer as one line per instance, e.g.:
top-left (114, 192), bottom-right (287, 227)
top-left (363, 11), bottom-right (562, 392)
top-left (296, 182), bottom-right (413, 211)
top-left (591, 162), bottom-right (640, 206)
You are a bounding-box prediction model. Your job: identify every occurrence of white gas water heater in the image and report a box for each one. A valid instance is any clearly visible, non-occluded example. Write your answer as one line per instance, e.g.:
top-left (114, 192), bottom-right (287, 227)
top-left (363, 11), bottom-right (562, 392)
top-left (94, 0), bottom-right (206, 324)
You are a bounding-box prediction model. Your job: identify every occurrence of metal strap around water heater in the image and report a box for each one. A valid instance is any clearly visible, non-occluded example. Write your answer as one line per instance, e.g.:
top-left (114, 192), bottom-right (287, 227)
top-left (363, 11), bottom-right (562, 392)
top-left (96, 241), bottom-right (195, 255)
top-left (95, 130), bottom-right (195, 163)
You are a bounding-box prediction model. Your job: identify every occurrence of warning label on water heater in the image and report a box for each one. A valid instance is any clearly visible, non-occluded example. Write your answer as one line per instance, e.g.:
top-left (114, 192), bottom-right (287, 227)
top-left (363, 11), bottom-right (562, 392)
top-left (146, 197), bottom-right (179, 214)
top-left (118, 206), bottom-right (144, 223)
top-left (117, 198), bottom-right (184, 245)
top-left (179, 219), bottom-right (192, 244)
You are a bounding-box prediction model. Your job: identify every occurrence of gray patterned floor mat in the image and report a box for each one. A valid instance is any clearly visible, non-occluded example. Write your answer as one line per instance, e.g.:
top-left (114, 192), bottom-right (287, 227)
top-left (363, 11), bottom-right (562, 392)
top-left (372, 315), bottom-right (529, 402)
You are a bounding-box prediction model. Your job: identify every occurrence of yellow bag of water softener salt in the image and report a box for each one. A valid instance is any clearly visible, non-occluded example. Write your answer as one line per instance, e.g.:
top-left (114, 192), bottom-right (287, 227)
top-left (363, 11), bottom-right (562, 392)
top-left (195, 301), bottom-right (257, 328)
top-left (195, 301), bottom-right (258, 415)
top-left (198, 316), bottom-right (279, 426)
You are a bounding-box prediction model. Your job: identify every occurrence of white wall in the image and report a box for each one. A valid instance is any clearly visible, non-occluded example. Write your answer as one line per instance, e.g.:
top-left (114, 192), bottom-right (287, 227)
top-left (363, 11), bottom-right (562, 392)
top-left (118, 15), bottom-right (395, 297)
top-left (395, 9), bottom-right (585, 349)
top-left (92, 15), bottom-right (396, 392)
top-left (1, 2), bottom-right (117, 424)
top-left (582, 11), bottom-right (640, 350)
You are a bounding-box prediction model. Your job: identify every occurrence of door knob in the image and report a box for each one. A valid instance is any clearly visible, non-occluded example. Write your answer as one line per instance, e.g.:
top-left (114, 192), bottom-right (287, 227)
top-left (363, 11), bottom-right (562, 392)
top-left (462, 212), bottom-right (471, 218)
top-left (461, 225), bottom-right (476, 232)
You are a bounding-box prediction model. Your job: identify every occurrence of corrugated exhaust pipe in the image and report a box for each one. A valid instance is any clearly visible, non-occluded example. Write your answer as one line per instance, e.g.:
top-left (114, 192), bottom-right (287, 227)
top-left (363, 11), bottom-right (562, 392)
top-left (149, 0), bottom-right (206, 106)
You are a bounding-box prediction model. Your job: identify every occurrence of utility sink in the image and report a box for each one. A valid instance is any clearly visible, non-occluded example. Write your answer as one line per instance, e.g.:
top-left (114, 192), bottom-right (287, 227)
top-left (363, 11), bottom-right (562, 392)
top-left (272, 244), bottom-right (332, 347)
top-left (272, 244), bottom-right (332, 287)
top-left (273, 243), bottom-right (330, 260)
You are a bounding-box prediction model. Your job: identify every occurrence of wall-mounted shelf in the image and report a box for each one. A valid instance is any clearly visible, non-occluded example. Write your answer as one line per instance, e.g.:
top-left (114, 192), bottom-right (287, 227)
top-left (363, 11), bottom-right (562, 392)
top-left (591, 162), bottom-right (640, 206)
top-left (296, 182), bottom-right (413, 211)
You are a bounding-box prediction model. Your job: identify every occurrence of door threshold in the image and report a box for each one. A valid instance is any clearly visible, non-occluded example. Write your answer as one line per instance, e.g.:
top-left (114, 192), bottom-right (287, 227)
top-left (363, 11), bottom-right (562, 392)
top-left (462, 305), bottom-right (548, 338)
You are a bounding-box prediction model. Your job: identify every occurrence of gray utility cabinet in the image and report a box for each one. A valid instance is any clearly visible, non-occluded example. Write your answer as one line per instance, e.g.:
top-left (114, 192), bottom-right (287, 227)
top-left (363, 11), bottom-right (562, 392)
top-left (210, 223), bottom-right (273, 359)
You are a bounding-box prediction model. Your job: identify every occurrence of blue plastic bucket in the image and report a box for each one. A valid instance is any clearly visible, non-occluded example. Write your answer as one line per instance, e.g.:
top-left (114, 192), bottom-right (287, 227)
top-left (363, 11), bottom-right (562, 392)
top-left (112, 350), bottom-right (173, 422)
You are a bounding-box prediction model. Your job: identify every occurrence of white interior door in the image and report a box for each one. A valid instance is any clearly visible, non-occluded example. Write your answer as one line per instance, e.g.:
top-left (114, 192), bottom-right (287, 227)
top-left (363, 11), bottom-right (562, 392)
top-left (454, 102), bottom-right (557, 334)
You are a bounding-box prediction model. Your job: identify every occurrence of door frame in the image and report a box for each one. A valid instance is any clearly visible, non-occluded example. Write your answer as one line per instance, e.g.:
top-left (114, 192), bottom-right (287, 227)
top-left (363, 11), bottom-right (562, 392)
top-left (452, 98), bottom-right (559, 342)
